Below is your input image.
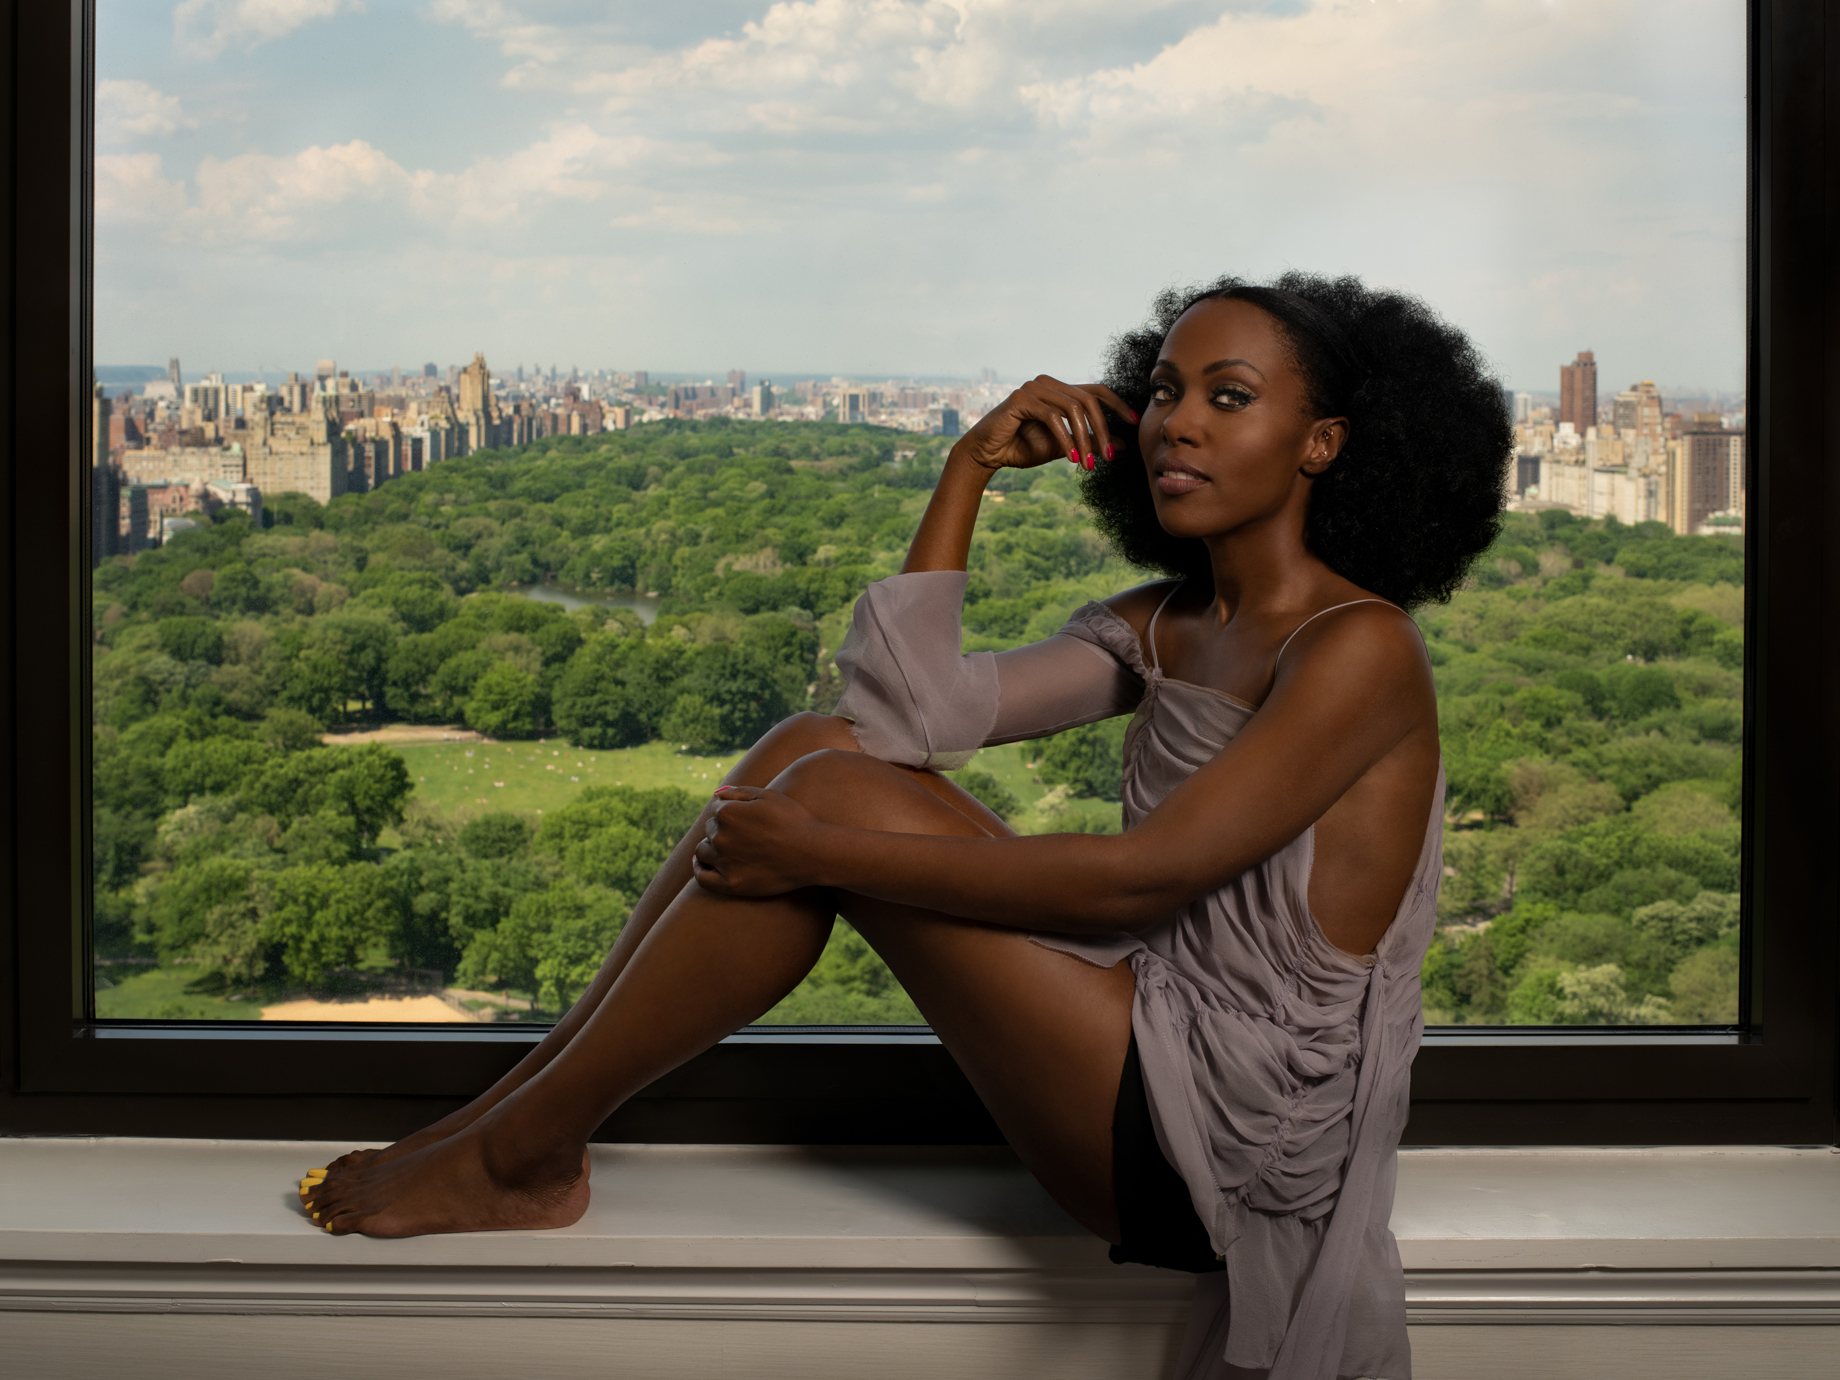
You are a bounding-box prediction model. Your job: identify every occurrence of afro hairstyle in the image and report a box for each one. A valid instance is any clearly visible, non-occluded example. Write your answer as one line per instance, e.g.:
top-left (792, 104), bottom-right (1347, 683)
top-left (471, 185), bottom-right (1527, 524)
top-left (1080, 271), bottom-right (1512, 609)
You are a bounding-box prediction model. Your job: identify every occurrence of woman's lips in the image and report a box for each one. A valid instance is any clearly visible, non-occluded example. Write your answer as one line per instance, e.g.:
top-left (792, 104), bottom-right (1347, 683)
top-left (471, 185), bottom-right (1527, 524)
top-left (1154, 461), bottom-right (1210, 496)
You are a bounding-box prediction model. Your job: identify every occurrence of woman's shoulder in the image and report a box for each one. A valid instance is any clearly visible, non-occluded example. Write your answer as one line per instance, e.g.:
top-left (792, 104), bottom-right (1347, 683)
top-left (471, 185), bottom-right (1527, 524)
top-left (1273, 594), bottom-right (1430, 696)
top-left (1040, 580), bottom-right (1183, 679)
top-left (1097, 578), bottom-right (1185, 639)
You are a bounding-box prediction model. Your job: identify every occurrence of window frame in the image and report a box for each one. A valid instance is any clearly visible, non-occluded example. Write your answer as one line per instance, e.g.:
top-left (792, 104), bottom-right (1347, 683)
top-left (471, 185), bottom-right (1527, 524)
top-left (2, 0), bottom-right (1833, 1147)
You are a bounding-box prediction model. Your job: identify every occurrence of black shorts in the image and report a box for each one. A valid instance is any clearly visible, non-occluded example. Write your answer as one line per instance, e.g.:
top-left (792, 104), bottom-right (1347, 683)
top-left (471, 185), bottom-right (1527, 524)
top-left (1110, 1033), bottom-right (1225, 1274)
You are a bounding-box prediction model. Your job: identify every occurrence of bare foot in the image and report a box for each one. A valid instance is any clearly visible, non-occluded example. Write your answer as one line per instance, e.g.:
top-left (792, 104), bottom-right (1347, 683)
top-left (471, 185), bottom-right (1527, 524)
top-left (322, 1125), bottom-right (450, 1179)
top-left (319, 1099), bottom-right (500, 1181)
top-left (303, 1125), bottom-right (590, 1238)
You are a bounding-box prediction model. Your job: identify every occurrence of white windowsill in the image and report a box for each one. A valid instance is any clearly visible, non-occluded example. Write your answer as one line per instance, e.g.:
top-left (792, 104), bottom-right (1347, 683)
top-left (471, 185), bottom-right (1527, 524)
top-left (3, 1140), bottom-right (1839, 1380)
top-left (1, 1139), bottom-right (1836, 1316)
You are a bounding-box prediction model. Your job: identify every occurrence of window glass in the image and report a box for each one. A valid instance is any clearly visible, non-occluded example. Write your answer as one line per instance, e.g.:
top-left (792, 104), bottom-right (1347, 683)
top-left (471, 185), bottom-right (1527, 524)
top-left (90, 2), bottom-right (1745, 1028)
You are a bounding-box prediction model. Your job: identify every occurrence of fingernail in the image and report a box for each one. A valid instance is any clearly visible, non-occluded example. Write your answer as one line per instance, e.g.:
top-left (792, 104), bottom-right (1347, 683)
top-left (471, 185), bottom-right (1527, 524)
top-left (1105, 443), bottom-right (1115, 461)
top-left (1084, 456), bottom-right (1095, 471)
top-left (1128, 409), bottom-right (1140, 423)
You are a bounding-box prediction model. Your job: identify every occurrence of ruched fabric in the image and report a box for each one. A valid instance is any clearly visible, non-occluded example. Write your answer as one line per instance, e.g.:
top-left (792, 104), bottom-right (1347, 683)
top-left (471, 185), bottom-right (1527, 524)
top-left (834, 575), bottom-right (1442, 1380)
top-left (833, 570), bottom-right (1139, 768)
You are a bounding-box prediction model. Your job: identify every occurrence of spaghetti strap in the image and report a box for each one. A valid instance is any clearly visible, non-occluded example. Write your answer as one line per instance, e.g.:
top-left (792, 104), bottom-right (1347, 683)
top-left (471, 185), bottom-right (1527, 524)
top-left (1143, 582), bottom-right (1184, 674)
top-left (1273, 598), bottom-right (1395, 671)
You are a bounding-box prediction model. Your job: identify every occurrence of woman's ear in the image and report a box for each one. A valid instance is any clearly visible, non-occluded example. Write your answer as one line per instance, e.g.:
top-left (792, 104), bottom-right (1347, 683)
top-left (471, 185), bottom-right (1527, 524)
top-left (1300, 418), bottom-right (1349, 476)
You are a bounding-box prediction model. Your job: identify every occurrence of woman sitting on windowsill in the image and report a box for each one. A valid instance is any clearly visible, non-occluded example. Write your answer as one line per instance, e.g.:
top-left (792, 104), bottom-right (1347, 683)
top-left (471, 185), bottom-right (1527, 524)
top-left (301, 272), bottom-right (1509, 1380)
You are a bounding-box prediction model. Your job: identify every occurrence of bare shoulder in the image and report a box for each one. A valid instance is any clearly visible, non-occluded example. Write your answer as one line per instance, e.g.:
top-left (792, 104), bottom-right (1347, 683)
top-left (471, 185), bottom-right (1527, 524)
top-left (1277, 599), bottom-right (1432, 698)
top-left (1100, 579), bottom-right (1185, 637)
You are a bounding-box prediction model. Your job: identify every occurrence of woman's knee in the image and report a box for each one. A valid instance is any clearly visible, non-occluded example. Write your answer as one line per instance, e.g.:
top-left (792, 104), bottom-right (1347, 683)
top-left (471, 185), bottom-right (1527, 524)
top-left (772, 750), bottom-right (982, 835)
top-left (731, 712), bottom-right (860, 785)
top-left (754, 711), bottom-right (859, 763)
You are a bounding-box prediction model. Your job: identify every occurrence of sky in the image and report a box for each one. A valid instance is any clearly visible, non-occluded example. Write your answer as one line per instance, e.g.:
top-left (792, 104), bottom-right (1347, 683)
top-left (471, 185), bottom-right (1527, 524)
top-left (94, 0), bottom-right (1747, 394)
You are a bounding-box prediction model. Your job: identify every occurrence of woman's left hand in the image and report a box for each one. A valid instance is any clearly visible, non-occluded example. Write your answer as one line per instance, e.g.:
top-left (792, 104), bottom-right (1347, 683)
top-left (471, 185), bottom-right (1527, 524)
top-left (692, 786), bottom-right (829, 897)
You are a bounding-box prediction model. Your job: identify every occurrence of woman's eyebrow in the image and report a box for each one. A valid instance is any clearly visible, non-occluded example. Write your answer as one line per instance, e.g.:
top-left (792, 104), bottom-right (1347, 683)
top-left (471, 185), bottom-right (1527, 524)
top-left (1201, 357), bottom-right (1266, 380)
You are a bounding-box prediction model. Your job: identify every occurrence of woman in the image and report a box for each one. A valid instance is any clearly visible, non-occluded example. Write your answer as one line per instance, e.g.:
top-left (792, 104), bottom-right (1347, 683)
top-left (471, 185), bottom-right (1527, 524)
top-left (301, 272), bottom-right (1510, 1380)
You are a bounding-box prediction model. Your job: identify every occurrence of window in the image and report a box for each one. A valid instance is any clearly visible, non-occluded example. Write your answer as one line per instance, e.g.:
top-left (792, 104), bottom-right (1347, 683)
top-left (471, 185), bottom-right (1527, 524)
top-left (4, 1), bottom-right (1833, 1145)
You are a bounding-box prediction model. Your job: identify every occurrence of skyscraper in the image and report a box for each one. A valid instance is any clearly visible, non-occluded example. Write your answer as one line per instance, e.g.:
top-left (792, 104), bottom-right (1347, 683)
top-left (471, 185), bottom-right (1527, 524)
top-left (1668, 415), bottom-right (1743, 534)
top-left (459, 353), bottom-right (490, 416)
top-left (91, 383), bottom-right (119, 567)
top-left (458, 353), bottom-right (507, 452)
top-left (1614, 380), bottom-right (1667, 468)
top-left (1559, 351), bottom-right (1597, 434)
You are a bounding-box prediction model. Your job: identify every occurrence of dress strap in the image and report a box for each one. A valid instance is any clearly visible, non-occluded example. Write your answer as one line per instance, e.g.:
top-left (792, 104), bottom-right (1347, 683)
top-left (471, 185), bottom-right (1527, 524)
top-left (1273, 599), bottom-right (1394, 672)
top-left (1143, 581), bottom-right (1184, 674)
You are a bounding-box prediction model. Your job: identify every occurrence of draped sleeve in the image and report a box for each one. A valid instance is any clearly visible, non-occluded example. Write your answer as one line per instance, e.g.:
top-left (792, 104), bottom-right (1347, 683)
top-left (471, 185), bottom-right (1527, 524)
top-left (832, 572), bottom-right (1143, 770)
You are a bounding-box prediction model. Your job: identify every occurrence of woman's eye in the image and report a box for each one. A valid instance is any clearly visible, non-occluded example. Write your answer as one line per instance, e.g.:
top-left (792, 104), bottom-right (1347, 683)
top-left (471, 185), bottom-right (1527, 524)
top-left (1211, 386), bottom-right (1254, 410)
top-left (1148, 381), bottom-right (1176, 403)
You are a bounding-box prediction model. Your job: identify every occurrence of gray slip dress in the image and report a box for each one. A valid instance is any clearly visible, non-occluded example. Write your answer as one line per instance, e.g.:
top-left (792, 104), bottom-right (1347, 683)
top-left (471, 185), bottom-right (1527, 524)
top-left (833, 571), bottom-right (1444, 1380)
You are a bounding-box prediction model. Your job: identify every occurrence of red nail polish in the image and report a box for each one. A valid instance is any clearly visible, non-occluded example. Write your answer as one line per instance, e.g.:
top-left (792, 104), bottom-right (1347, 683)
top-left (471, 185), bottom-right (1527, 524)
top-left (1128, 409), bottom-right (1140, 423)
top-left (1105, 443), bottom-right (1115, 460)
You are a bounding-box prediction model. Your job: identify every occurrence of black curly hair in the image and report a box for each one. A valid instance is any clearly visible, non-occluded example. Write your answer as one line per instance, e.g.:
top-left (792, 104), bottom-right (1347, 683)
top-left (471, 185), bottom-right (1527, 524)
top-left (1082, 272), bottom-right (1511, 609)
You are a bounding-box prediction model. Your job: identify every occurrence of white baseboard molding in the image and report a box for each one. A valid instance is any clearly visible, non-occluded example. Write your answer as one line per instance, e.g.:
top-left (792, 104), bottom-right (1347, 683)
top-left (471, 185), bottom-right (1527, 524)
top-left (0, 1262), bottom-right (1192, 1325)
top-left (1405, 1270), bottom-right (1840, 1325)
top-left (5, 1263), bottom-right (1838, 1326)
top-left (6, 1314), bottom-right (1840, 1380)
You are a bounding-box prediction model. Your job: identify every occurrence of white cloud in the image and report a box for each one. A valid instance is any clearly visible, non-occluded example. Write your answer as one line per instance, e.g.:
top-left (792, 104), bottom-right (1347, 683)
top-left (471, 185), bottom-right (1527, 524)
top-left (174, 0), bottom-right (365, 60)
top-left (192, 140), bottom-right (415, 241)
top-left (94, 153), bottom-right (190, 222)
top-left (441, 0), bottom-right (1116, 133)
top-left (96, 80), bottom-right (197, 141)
top-left (94, 123), bottom-right (728, 245)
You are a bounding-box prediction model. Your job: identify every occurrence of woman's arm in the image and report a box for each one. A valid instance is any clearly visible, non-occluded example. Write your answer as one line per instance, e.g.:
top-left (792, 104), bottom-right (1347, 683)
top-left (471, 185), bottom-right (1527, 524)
top-left (834, 377), bottom-right (1139, 769)
top-left (699, 603), bottom-right (1437, 935)
top-left (902, 376), bottom-right (1134, 574)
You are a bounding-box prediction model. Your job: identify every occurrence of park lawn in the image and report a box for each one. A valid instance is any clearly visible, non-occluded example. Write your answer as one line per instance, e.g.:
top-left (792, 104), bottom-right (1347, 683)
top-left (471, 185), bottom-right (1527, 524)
top-left (391, 738), bottom-right (745, 824)
top-left (95, 956), bottom-right (550, 1023)
top-left (95, 963), bottom-right (267, 1020)
top-left (953, 743), bottom-right (1124, 834)
top-left (380, 733), bottom-right (1119, 832)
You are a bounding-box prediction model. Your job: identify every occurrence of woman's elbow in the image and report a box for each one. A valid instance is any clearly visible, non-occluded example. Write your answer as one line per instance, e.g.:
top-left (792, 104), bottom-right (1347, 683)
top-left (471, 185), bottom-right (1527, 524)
top-left (1080, 876), bottom-right (1186, 933)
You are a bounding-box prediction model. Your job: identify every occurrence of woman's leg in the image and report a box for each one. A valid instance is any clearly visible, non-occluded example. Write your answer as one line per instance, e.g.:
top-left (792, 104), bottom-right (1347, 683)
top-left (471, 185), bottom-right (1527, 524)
top-left (323, 713), bottom-right (864, 1177)
top-left (306, 749), bottom-right (1134, 1242)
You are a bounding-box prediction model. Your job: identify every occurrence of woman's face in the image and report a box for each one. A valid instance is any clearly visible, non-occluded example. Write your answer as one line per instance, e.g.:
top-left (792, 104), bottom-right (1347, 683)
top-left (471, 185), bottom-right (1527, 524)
top-left (1137, 297), bottom-right (1344, 544)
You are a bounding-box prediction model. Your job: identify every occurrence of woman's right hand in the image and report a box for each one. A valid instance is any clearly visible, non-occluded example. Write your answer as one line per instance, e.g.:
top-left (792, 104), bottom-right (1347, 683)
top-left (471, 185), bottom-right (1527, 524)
top-left (952, 376), bottom-right (1138, 474)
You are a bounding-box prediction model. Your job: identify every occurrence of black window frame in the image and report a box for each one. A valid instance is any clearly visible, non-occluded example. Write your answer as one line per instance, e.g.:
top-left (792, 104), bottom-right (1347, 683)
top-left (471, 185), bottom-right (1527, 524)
top-left (2, 0), bottom-right (1833, 1147)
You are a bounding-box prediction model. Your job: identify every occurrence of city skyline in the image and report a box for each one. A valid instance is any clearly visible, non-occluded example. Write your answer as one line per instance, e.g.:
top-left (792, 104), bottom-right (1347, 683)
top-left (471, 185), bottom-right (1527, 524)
top-left (95, 0), bottom-right (1746, 392)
